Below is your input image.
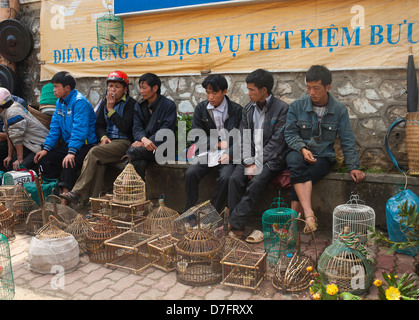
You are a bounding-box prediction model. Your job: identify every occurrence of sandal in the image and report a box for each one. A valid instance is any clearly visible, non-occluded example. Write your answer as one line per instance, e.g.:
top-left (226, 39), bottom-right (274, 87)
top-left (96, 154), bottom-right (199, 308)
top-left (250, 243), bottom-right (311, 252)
top-left (59, 191), bottom-right (80, 204)
top-left (303, 215), bottom-right (318, 234)
top-left (245, 230), bottom-right (264, 243)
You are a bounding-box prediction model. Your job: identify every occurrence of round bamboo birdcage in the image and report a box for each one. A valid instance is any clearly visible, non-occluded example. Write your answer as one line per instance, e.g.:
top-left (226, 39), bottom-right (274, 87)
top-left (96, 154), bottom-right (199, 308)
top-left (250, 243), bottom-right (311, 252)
top-left (318, 226), bottom-right (373, 295)
top-left (113, 162), bottom-right (146, 205)
top-left (65, 214), bottom-right (92, 255)
top-left (175, 213), bottom-right (223, 286)
top-left (86, 216), bottom-right (121, 263)
top-left (12, 197), bottom-right (38, 233)
top-left (143, 197), bottom-right (179, 236)
top-left (0, 202), bottom-right (14, 240)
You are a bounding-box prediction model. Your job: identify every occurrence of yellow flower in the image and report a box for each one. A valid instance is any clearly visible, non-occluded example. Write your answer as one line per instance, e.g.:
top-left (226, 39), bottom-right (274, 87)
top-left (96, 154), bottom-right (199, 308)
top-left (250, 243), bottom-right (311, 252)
top-left (326, 283), bottom-right (339, 296)
top-left (306, 266), bottom-right (313, 272)
top-left (312, 293), bottom-right (321, 300)
top-left (373, 279), bottom-right (382, 287)
top-left (385, 286), bottom-right (401, 300)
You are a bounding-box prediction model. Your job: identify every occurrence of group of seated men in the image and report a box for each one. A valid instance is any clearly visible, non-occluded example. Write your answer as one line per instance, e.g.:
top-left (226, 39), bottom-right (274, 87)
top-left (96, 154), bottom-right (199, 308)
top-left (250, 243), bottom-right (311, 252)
top-left (0, 65), bottom-right (365, 240)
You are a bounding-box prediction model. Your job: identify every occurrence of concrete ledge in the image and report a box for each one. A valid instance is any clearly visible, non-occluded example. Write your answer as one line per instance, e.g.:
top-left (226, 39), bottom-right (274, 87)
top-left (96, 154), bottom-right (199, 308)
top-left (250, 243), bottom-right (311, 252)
top-left (145, 163), bottom-right (419, 232)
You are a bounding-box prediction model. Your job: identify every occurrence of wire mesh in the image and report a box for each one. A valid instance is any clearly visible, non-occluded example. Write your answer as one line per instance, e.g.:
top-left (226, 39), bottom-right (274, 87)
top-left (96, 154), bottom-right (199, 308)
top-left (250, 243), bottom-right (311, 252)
top-left (0, 233), bottom-right (14, 300)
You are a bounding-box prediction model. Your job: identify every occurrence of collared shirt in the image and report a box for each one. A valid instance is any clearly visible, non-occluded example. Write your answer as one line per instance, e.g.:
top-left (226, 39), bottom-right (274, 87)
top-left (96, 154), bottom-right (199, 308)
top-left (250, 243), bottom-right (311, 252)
top-left (105, 94), bottom-right (128, 140)
top-left (207, 97), bottom-right (228, 141)
top-left (252, 95), bottom-right (272, 164)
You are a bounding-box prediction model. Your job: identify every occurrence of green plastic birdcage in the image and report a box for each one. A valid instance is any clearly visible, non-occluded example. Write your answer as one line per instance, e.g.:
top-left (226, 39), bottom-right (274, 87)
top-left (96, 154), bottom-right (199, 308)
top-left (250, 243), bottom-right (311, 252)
top-left (96, 10), bottom-right (124, 58)
top-left (262, 192), bottom-right (298, 266)
top-left (0, 233), bottom-right (15, 300)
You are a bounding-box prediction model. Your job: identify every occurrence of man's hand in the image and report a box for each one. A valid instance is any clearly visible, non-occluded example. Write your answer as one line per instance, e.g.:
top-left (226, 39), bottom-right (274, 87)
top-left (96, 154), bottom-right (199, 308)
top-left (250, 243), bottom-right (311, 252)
top-left (106, 91), bottom-right (116, 112)
top-left (100, 137), bottom-right (112, 146)
top-left (62, 153), bottom-right (76, 168)
top-left (218, 140), bottom-right (228, 150)
top-left (12, 158), bottom-right (23, 170)
top-left (141, 137), bottom-right (157, 152)
top-left (245, 164), bottom-right (258, 180)
top-left (3, 156), bottom-right (12, 169)
top-left (301, 148), bottom-right (317, 164)
top-left (350, 169), bottom-right (365, 183)
top-left (131, 141), bottom-right (144, 148)
top-left (218, 153), bottom-right (231, 165)
top-left (34, 150), bottom-right (48, 163)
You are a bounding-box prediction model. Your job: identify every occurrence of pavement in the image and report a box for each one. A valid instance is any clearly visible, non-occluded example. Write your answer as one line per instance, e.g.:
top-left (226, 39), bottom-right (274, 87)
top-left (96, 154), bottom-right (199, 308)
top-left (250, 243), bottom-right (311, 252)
top-left (6, 217), bottom-right (417, 302)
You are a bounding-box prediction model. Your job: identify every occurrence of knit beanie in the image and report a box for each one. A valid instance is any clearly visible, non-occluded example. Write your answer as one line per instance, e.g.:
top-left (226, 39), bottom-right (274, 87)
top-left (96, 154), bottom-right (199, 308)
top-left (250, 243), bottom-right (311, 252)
top-left (40, 83), bottom-right (57, 105)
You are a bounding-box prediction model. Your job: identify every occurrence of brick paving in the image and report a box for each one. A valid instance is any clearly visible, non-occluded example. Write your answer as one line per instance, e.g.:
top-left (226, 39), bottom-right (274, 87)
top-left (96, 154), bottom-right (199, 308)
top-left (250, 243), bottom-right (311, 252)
top-left (7, 226), bottom-right (417, 302)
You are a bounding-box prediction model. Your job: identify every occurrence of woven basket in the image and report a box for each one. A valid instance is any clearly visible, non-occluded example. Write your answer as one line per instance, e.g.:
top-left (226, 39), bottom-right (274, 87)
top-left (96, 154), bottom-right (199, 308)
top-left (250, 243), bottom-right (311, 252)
top-left (406, 112), bottom-right (419, 175)
top-left (28, 105), bottom-right (51, 130)
top-left (113, 162), bottom-right (146, 205)
top-left (0, 203), bottom-right (15, 240)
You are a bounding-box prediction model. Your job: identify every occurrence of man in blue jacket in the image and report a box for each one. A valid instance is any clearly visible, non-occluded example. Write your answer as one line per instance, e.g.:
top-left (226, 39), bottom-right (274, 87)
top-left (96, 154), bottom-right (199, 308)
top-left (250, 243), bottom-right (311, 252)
top-left (126, 73), bottom-right (177, 180)
top-left (34, 71), bottom-right (97, 195)
top-left (284, 65), bottom-right (365, 234)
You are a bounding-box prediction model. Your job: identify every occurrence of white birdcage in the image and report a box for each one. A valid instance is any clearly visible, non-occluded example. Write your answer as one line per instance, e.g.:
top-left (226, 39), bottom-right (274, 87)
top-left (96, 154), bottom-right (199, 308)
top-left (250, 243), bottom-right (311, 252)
top-left (332, 194), bottom-right (375, 249)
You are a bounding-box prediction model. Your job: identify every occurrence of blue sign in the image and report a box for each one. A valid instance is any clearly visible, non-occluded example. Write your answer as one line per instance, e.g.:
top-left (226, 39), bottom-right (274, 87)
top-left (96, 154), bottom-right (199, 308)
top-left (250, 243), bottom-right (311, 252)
top-left (115, 0), bottom-right (230, 14)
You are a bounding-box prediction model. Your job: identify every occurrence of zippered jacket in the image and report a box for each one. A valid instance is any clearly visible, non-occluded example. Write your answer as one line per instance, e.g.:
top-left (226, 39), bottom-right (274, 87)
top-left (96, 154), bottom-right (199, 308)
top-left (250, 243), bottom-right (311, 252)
top-left (43, 89), bottom-right (98, 154)
top-left (284, 93), bottom-right (360, 171)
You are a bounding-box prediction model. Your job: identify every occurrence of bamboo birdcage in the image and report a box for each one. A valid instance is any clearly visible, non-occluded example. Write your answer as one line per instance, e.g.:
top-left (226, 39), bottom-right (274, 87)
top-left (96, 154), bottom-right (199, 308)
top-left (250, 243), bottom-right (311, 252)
top-left (86, 216), bottom-right (122, 264)
top-left (104, 225), bottom-right (158, 273)
top-left (65, 214), bottom-right (92, 255)
top-left (332, 193), bottom-right (375, 250)
top-left (109, 201), bottom-right (148, 230)
top-left (262, 193), bottom-right (298, 266)
top-left (175, 212), bottom-right (223, 286)
top-left (113, 162), bottom-right (146, 205)
top-left (220, 233), bottom-right (254, 255)
top-left (173, 200), bottom-right (222, 239)
top-left (318, 226), bottom-right (374, 295)
top-left (0, 186), bottom-right (15, 209)
top-left (221, 250), bottom-right (267, 290)
top-left (143, 197), bottom-right (179, 236)
top-left (89, 193), bottom-right (113, 216)
top-left (28, 215), bottom-right (80, 274)
top-left (0, 203), bottom-right (14, 240)
top-left (147, 234), bottom-right (178, 272)
top-left (0, 233), bottom-right (14, 300)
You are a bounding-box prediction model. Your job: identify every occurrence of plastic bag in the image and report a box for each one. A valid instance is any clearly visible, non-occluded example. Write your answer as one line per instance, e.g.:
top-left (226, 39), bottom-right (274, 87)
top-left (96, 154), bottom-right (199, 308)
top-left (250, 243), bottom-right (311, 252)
top-left (386, 188), bottom-right (419, 256)
top-left (23, 178), bottom-right (58, 206)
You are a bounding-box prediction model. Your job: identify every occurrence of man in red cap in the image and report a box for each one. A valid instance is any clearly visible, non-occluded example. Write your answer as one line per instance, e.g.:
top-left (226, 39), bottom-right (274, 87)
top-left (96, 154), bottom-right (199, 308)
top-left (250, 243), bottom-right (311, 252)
top-left (60, 70), bottom-right (137, 204)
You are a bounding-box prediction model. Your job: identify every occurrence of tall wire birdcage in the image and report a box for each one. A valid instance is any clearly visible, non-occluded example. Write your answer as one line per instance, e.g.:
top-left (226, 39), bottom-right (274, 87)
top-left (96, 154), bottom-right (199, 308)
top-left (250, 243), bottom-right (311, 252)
top-left (0, 233), bottom-right (14, 300)
top-left (172, 200), bottom-right (222, 239)
top-left (332, 193), bottom-right (375, 250)
top-left (262, 193), bottom-right (298, 266)
top-left (96, 10), bottom-right (124, 58)
top-left (318, 226), bottom-right (374, 295)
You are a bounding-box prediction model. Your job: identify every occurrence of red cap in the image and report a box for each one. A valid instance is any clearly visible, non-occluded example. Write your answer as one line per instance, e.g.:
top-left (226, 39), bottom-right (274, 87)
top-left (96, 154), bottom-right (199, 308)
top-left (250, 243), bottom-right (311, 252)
top-left (107, 70), bottom-right (129, 85)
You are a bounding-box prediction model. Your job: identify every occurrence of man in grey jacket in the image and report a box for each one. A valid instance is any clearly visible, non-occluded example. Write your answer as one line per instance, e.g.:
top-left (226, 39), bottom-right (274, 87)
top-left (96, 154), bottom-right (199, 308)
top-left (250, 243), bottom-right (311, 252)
top-left (225, 69), bottom-right (289, 239)
top-left (0, 87), bottom-right (49, 170)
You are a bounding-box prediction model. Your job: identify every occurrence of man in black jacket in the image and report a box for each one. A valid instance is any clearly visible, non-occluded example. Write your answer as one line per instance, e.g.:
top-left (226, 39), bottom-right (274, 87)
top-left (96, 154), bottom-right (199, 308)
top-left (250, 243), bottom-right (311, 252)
top-left (60, 70), bottom-right (136, 203)
top-left (226, 69), bottom-right (289, 239)
top-left (184, 74), bottom-right (242, 214)
top-left (126, 73), bottom-right (177, 180)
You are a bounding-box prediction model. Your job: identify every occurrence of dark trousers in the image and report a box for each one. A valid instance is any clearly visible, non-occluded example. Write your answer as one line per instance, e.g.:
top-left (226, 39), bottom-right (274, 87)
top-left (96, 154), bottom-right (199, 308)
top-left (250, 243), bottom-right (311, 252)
top-left (39, 143), bottom-right (94, 191)
top-left (228, 163), bottom-right (282, 231)
top-left (125, 146), bottom-right (155, 181)
top-left (0, 141), bottom-right (8, 171)
top-left (184, 163), bottom-right (236, 214)
top-left (286, 150), bottom-right (334, 201)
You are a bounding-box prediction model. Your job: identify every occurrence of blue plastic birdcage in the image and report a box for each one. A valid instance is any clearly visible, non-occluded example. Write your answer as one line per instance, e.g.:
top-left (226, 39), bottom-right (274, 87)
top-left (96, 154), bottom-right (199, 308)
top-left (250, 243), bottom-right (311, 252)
top-left (262, 192), bottom-right (298, 266)
top-left (0, 233), bottom-right (14, 300)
